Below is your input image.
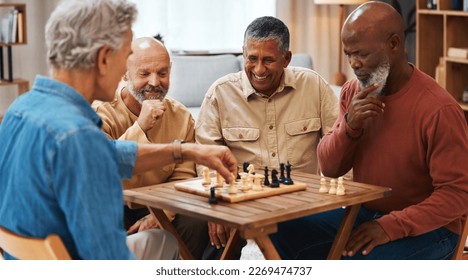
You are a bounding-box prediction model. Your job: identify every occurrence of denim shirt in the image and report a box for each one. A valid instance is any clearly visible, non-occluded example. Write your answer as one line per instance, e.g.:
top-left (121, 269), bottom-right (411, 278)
top-left (0, 76), bottom-right (137, 259)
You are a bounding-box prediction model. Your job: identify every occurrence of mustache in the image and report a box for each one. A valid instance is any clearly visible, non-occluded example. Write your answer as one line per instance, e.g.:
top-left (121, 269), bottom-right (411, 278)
top-left (139, 85), bottom-right (168, 101)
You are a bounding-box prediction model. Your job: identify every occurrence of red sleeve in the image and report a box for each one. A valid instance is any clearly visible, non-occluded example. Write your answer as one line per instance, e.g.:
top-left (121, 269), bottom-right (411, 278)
top-left (318, 80), bottom-right (362, 178)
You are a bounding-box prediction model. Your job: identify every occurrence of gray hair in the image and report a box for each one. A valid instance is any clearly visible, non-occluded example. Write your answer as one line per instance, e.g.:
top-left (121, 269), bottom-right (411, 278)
top-left (243, 16), bottom-right (290, 53)
top-left (45, 0), bottom-right (137, 70)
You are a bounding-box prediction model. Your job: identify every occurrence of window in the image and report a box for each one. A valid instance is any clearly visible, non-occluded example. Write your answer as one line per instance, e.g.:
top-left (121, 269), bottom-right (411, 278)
top-left (130, 0), bottom-right (276, 53)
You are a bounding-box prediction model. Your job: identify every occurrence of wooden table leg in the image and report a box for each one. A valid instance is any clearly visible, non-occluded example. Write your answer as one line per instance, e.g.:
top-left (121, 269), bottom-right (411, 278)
top-left (220, 228), bottom-right (241, 260)
top-left (327, 204), bottom-right (361, 260)
top-left (254, 235), bottom-right (281, 260)
top-left (148, 207), bottom-right (194, 260)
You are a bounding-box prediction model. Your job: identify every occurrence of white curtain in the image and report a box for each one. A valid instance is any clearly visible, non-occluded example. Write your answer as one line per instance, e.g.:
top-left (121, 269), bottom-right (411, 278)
top-left (276, 0), bottom-right (357, 84)
top-left (130, 0), bottom-right (275, 52)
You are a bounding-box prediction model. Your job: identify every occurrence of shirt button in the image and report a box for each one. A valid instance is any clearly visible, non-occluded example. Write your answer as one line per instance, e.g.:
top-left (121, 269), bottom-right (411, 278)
top-left (269, 125), bottom-right (273, 130)
top-left (303, 126), bottom-right (307, 131)
top-left (238, 134), bottom-right (243, 139)
top-left (272, 152), bottom-right (276, 157)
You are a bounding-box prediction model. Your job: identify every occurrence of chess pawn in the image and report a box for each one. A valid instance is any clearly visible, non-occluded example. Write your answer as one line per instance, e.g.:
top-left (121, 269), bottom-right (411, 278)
top-left (215, 171), bottom-right (225, 187)
top-left (240, 174), bottom-right (249, 192)
top-left (252, 174), bottom-right (263, 191)
top-left (319, 177), bottom-right (328, 193)
top-left (202, 167), bottom-right (211, 186)
top-left (208, 187), bottom-right (218, 204)
top-left (336, 177), bottom-right (346, 196)
top-left (247, 175), bottom-right (254, 190)
top-left (328, 179), bottom-right (337, 195)
top-left (228, 183), bottom-right (238, 194)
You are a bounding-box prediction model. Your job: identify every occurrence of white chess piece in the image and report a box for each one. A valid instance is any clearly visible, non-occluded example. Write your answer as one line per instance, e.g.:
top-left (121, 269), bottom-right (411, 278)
top-left (336, 177), bottom-right (345, 195)
top-left (319, 177), bottom-right (328, 193)
top-left (247, 164), bottom-right (255, 174)
top-left (247, 175), bottom-right (254, 190)
top-left (202, 167), bottom-right (211, 186)
top-left (215, 171), bottom-right (224, 187)
top-left (328, 179), bottom-right (337, 195)
top-left (252, 174), bottom-right (263, 191)
top-left (240, 174), bottom-right (249, 192)
top-left (228, 183), bottom-right (237, 194)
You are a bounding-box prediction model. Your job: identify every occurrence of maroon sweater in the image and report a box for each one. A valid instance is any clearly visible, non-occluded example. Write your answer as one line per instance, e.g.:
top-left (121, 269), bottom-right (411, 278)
top-left (318, 66), bottom-right (468, 241)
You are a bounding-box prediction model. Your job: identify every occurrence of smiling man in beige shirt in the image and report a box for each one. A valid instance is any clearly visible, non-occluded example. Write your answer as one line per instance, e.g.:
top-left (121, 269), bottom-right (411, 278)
top-left (195, 16), bottom-right (339, 256)
top-left (196, 16), bottom-right (338, 175)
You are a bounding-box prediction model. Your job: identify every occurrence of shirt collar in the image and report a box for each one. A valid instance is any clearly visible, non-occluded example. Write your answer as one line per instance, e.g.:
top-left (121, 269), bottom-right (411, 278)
top-left (240, 67), bottom-right (298, 101)
top-left (32, 75), bottom-right (102, 127)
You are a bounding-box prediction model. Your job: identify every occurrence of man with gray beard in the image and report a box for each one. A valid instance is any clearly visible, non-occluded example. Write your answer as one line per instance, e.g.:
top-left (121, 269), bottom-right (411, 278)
top-left (271, 1), bottom-right (468, 259)
top-left (93, 37), bottom-right (212, 259)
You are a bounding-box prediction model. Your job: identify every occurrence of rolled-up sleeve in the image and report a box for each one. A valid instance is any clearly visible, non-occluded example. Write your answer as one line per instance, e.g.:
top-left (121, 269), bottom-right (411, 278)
top-left (112, 140), bottom-right (138, 179)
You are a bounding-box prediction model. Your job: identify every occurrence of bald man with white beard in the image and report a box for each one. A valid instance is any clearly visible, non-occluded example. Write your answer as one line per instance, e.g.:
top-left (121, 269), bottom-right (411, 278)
top-left (93, 37), bottom-right (213, 259)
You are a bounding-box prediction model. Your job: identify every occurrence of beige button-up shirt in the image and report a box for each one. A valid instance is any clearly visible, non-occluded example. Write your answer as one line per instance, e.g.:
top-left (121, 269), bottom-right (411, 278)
top-left (93, 91), bottom-right (196, 190)
top-left (196, 67), bottom-right (338, 174)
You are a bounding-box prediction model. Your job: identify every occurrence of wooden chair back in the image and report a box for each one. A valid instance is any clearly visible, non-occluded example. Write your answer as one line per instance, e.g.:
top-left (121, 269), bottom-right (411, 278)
top-left (0, 226), bottom-right (71, 260)
top-left (452, 215), bottom-right (468, 260)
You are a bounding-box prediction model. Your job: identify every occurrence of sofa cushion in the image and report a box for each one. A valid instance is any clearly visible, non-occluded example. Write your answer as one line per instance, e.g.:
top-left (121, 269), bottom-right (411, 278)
top-left (167, 54), bottom-right (240, 107)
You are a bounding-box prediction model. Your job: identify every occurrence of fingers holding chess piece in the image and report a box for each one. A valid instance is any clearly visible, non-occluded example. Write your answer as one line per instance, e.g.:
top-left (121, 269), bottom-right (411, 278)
top-left (228, 173), bottom-right (238, 194)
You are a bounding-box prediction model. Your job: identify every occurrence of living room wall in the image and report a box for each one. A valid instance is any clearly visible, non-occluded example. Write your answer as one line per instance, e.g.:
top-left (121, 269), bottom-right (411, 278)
top-left (0, 0), bottom-right (59, 116)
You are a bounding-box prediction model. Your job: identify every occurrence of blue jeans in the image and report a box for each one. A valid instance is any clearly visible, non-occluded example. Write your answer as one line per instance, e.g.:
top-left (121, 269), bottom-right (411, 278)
top-left (270, 206), bottom-right (458, 260)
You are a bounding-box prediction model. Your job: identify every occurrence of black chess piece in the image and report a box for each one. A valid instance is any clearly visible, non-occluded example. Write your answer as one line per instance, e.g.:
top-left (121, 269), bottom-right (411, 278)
top-left (243, 162), bottom-right (250, 173)
top-left (279, 162), bottom-right (286, 183)
top-left (270, 169), bottom-right (280, 188)
top-left (208, 186), bottom-right (218, 204)
top-left (283, 161), bottom-right (294, 185)
top-left (263, 166), bottom-right (270, 186)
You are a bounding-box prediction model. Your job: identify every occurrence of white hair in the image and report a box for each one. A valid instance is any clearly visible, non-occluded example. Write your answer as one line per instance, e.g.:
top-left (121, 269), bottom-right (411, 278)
top-left (45, 0), bottom-right (137, 70)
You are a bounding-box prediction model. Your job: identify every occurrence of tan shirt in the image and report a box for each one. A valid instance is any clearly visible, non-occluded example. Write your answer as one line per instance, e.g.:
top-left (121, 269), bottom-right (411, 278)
top-left (196, 67), bottom-right (338, 174)
top-left (93, 91), bottom-right (196, 190)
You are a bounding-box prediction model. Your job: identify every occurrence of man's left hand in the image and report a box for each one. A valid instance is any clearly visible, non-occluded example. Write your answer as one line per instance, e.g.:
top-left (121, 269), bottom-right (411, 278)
top-left (127, 214), bottom-right (160, 234)
top-left (343, 221), bottom-right (390, 257)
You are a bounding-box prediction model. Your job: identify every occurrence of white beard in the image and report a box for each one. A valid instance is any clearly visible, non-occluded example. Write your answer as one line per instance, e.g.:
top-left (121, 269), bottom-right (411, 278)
top-left (359, 61), bottom-right (390, 97)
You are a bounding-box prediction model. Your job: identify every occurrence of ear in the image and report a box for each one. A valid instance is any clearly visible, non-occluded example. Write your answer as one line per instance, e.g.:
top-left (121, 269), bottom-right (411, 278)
top-left (122, 72), bottom-right (129, 81)
top-left (96, 46), bottom-right (113, 75)
top-left (283, 50), bottom-right (292, 68)
top-left (389, 33), bottom-right (401, 51)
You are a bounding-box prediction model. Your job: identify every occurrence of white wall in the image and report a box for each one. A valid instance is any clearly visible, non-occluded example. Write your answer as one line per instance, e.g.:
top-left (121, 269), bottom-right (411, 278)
top-left (0, 0), bottom-right (59, 116)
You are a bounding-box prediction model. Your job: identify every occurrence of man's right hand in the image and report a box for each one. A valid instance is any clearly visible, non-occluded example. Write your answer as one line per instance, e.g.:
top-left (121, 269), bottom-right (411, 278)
top-left (138, 99), bottom-right (166, 133)
top-left (183, 143), bottom-right (238, 184)
top-left (346, 83), bottom-right (385, 131)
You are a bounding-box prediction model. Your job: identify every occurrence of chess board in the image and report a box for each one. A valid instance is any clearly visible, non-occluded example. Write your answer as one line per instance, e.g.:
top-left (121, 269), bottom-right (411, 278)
top-left (174, 178), bottom-right (307, 203)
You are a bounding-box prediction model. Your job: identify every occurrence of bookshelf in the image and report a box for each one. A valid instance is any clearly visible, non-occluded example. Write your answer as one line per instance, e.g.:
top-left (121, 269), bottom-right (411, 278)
top-left (416, 0), bottom-right (468, 121)
top-left (0, 3), bottom-right (28, 124)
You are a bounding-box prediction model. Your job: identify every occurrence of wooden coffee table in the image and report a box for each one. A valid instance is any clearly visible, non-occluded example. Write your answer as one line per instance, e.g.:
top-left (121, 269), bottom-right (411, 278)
top-left (124, 171), bottom-right (391, 260)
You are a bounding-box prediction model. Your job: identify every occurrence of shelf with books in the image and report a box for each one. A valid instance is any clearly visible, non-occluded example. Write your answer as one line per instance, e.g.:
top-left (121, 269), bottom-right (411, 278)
top-left (0, 3), bottom-right (27, 84)
top-left (0, 3), bottom-right (26, 45)
top-left (417, 0), bottom-right (468, 121)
